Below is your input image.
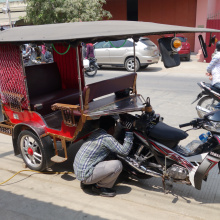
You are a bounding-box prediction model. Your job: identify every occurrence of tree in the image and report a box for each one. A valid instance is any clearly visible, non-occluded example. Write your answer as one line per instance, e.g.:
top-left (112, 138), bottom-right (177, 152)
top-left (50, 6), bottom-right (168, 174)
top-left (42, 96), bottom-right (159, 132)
top-left (24, 0), bottom-right (112, 25)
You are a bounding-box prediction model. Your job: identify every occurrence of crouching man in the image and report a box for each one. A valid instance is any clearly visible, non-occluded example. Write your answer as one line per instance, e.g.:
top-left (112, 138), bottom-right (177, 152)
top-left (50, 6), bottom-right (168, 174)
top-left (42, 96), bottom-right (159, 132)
top-left (73, 116), bottom-right (133, 197)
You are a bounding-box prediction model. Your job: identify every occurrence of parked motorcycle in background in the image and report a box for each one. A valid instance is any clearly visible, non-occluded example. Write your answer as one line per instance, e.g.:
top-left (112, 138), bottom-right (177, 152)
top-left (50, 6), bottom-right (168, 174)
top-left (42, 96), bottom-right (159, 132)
top-left (83, 58), bottom-right (99, 77)
top-left (115, 97), bottom-right (220, 192)
top-left (192, 81), bottom-right (220, 118)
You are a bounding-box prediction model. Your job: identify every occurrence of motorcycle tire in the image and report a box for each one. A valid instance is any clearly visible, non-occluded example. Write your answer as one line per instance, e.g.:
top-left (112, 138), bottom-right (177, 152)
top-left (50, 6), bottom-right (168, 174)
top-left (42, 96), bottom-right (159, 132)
top-left (197, 96), bottom-right (218, 118)
top-left (85, 64), bottom-right (97, 77)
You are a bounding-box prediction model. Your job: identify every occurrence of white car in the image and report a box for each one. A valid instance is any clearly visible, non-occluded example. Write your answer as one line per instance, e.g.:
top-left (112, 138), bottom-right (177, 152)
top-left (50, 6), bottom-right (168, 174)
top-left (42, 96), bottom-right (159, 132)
top-left (94, 37), bottom-right (160, 71)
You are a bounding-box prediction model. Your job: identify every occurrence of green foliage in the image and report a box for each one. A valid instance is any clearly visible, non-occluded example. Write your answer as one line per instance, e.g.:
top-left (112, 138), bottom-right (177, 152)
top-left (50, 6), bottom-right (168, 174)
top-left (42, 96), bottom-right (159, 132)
top-left (24, 0), bottom-right (112, 25)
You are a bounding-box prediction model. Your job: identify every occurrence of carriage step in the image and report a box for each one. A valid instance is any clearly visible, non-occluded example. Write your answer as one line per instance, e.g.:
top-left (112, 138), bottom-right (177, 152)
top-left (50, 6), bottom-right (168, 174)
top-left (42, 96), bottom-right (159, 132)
top-left (51, 155), bottom-right (67, 163)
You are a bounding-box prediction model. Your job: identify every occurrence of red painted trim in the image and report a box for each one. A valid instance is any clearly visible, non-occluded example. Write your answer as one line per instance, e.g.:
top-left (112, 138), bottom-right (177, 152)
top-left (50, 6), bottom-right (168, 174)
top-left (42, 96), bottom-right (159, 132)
top-left (4, 105), bottom-right (76, 139)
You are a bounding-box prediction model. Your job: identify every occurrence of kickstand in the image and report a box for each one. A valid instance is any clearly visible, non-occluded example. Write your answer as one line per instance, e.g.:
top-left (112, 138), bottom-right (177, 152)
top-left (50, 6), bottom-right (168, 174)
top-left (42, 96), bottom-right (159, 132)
top-left (162, 176), bottom-right (167, 194)
top-left (162, 177), bottom-right (174, 194)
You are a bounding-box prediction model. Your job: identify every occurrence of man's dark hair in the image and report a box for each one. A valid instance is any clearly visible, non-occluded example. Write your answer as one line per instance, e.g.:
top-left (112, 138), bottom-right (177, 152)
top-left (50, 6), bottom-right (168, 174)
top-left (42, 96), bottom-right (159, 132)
top-left (100, 116), bottom-right (116, 131)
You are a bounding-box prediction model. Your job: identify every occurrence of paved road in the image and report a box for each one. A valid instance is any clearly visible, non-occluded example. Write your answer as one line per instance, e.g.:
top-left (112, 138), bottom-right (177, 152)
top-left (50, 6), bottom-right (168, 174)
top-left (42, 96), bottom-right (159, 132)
top-left (0, 55), bottom-right (220, 220)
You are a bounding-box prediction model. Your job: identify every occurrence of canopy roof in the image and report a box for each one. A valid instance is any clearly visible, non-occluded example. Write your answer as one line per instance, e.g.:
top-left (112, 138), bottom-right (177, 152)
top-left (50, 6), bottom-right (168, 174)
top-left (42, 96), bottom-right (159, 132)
top-left (0, 20), bottom-right (220, 44)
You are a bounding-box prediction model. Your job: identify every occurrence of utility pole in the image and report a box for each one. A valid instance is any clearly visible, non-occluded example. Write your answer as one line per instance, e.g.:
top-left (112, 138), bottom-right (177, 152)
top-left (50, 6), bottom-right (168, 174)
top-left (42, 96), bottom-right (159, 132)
top-left (2, 0), bottom-right (12, 28)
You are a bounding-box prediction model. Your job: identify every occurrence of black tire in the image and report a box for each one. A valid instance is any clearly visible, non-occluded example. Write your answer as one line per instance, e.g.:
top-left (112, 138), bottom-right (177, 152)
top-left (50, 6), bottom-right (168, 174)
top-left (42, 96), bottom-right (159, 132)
top-left (85, 64), bottom-right (97, 77)
top-left (197, 96), bottom-right (218, 118)
top-left (125, 57), bottom-right (140, 72)
top-left (18, 130), bottom-right (54, 171)
top-left (186, 53), bottom-right (191, 61)
top-left (140, 64), bottom-right (149, 69)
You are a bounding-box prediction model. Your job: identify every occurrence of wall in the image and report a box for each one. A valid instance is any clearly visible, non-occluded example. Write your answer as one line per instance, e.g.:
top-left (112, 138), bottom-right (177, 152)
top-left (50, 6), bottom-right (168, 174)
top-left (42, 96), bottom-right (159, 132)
top-left (138, 0), bottom-right (197, 50)
top-left (216, 0), bottom-right (220, 13)
top-left (104, 0), bottom-right (127, 20)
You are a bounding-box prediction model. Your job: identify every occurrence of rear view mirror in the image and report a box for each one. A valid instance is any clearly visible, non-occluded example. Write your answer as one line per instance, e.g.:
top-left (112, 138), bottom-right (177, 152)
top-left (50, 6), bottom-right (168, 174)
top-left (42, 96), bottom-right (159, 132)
top-left (209, 34), bottom-right (217, 47)
top-left (198, 35), bottom-right (208, 58)
top-left (158, 37), bottom-right (180, 68)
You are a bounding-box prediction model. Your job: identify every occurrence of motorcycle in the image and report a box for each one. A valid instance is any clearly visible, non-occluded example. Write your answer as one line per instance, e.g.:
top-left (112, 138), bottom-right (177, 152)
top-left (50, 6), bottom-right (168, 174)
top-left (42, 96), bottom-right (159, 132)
top-left (115, 97), bottom-right (220, 191)
top-left (193, 81), bottom-right (220, 118)
top-left (84, 58), bottom-right (99, 77)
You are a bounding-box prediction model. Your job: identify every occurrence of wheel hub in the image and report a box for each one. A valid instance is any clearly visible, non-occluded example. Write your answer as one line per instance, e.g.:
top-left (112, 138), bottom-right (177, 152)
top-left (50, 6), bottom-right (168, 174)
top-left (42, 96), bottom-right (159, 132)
top-left (27, 147), bottom-right (33, 156)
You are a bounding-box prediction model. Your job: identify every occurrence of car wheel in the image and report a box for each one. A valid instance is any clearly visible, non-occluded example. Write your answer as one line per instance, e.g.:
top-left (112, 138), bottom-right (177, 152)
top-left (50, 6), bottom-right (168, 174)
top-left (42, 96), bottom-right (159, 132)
top-left (125, 57), bottom-right (140, 72)
top-left (18, 130), bottom-right (54, 171)
top-left (186, 53), bottom-right (190, 61)
top-left (140, 64), bottom-right (149, 69)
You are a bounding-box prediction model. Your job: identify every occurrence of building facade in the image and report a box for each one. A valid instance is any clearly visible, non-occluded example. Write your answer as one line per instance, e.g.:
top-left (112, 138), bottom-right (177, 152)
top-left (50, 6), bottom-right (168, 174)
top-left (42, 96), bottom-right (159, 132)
top-left (104, 0), bottom-right (220, 53)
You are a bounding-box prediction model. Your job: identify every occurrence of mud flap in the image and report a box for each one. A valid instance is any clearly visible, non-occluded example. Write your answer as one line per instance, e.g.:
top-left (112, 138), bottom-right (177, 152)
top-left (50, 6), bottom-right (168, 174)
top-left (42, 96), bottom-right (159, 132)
top-left (191, 92), bottom-right (204, 104)
top-left (40, 135), bottom-right (55, 168)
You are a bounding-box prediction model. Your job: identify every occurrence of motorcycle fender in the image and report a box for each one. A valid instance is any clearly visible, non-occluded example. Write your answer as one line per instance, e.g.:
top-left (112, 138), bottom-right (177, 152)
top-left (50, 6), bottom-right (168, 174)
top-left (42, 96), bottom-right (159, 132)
top-left (191, 92), bottom-right (205, 104)
top-left (193, 154), bottom-right (220, 190)
top-left (188, 153), bottom-right (208, 163)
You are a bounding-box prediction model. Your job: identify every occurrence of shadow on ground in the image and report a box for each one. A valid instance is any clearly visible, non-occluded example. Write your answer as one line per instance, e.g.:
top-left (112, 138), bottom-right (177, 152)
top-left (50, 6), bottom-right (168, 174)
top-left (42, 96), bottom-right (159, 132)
top-left (0, 189), bottom-right (109, 220)
top-left (40, 140), bottom-right (220, 204)
top-left (98, 66), bottom-right (163, 72)
top-left (118, 168), bottom-right (220, 204)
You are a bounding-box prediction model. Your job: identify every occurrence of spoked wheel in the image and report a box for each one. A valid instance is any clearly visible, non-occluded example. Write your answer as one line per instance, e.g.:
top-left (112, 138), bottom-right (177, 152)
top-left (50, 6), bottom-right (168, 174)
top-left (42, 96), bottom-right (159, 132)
top-left (125, 57), bottom-right (140, 72)
top-left (85, 65), bottom-right (97, 77)
top-left (18, 130), bottom-right (54, 171)
top-left (197, 96), bottom-right (218, 118)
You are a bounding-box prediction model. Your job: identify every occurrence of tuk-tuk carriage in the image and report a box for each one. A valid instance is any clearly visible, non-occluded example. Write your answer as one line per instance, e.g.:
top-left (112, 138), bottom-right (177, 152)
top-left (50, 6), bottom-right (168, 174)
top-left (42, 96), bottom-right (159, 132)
top-left (0, 20), bottom-right (219, 172)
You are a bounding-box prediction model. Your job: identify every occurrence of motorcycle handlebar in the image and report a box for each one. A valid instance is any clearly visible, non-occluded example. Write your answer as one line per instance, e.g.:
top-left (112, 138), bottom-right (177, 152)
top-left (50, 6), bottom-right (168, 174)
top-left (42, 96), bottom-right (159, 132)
top-left (179, 120), bottom-right (198, 128)
top-left (179, 122), bottom-right (193, 128)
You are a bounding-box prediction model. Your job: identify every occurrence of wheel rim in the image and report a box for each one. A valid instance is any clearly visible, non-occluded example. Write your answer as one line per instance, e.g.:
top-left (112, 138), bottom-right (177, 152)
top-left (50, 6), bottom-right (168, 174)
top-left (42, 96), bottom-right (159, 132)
top-left (197, 97), bottom-right (217, 118)
top-left (126, 59), bottom-right (138, 71)
top-left (20, 135), bottom-right (43, 168)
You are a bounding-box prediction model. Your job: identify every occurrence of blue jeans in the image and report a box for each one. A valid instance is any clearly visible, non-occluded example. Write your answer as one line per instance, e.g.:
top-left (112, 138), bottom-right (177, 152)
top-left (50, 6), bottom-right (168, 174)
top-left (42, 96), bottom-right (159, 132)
top-left (211, 83), bottom-right (220, 109)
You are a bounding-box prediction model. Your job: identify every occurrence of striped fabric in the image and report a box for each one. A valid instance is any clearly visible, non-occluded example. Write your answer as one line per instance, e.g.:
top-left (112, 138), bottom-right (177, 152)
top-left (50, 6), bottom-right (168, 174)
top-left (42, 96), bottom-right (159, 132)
top-left (73, 128), bottom-right (133, 181)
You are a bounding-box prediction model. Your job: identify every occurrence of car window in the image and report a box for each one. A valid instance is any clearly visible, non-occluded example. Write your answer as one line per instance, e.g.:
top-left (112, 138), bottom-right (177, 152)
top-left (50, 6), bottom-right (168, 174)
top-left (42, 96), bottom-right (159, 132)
top-left (177, 37), bottom-right (186, 42)
top-left (94, 41), bottom-right (110, 49)
top-left (140, 39), bottom-right (155, 46)
top-left (109, 40), bottom-right (132, 48)
top-left (123, 40), bottom-right (133, 47)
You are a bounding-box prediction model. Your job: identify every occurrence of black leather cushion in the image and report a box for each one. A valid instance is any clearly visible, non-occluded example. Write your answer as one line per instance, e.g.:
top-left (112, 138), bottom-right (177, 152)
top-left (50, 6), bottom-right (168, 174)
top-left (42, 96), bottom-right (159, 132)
top-left (25, 63), bottom-right (62, 98)
top-left (25, 63), bottom-right (80, 115)
top-left (30, 88), bottom-right (79, 115)
top-left (86, 72), bottom-right (136, 102)
top-left (149, 122), bottom-right (188, 149)
top-left (149, 122), bottom-right (188, 141)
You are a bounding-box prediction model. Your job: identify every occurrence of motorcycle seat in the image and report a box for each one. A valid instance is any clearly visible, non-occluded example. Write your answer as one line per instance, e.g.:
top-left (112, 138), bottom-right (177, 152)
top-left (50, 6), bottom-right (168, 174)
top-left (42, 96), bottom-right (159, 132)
top-left (149, 122), bottom-right (188, 148)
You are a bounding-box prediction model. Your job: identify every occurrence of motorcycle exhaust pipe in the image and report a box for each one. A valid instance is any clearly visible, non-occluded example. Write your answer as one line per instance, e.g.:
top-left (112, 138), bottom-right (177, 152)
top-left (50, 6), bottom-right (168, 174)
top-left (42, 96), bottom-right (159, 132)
top-left (118, 155), bottom-right (162, 178)
top-left (196, 105), bottom-right (211, 114)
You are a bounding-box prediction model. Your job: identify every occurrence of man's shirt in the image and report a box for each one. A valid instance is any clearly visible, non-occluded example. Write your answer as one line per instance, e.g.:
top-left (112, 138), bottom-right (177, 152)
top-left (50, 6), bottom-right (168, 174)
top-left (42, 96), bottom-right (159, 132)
top-left (207, 51), bottom-right (220, 85)
top-left (73, 128), bottom-right (133, 181)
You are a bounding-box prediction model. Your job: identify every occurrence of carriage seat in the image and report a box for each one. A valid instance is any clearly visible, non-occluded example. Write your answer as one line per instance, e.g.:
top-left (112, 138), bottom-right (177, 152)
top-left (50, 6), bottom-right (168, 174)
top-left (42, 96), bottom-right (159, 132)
top-left (25, 63), bottom-right (79, 115)
top-left (83, 72), bottom-right (137, 110)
